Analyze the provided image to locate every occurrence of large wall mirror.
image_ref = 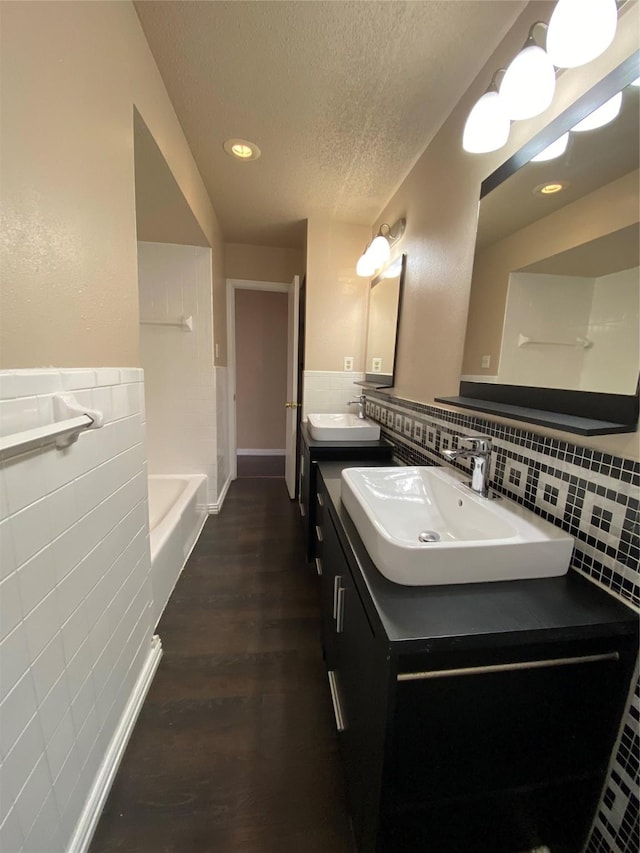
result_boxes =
[438,52,639,435]
[364,253,406,387]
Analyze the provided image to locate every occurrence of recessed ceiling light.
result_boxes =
[534,181,568,196]
[223,138,261,161]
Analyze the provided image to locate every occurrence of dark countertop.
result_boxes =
[318,461,638,654]
[301,422,392,456]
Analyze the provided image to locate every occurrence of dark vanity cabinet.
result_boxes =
[298,423,392,565]
[315,462,639,853]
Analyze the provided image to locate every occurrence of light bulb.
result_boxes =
[547,0,617,69]
[462,91,510,153]
[571,91,622,132]
[500,44,556,121]
[356,252,377,277]
[368,234,391,269]
[531,132,569,162]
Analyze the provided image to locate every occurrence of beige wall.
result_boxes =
[463,170,640,375]
[235,289,288,449]
[374,0,639,457]
[305,218,370,371]
[225,243,303,284]
[0,0,224,369]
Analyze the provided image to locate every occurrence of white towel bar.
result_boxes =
[0,394,103,460]
[518,333,592,349]
[140,315,193,332]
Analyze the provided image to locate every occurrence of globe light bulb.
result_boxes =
[531,132,569,162]
[571,91,622,132]
[462,91,511,153]
[356,251,377,277]
[367,234,391,269]
[547,0,618,69]
[500,43,556,121]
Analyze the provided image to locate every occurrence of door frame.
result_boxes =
[226,278,292,481]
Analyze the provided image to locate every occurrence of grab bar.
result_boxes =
[0,394,103,460]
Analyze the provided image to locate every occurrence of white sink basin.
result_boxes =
[341,466,573,586]
[307,413,380,442]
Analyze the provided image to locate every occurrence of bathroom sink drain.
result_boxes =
[418,530,440,542]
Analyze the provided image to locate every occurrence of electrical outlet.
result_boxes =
[372,357,382,373]
[481,355,491,369]
[344,356,354,371]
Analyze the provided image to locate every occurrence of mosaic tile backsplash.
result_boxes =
[364,389,639,853]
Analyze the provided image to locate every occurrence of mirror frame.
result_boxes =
[436,51,640,437]
[364,253,406,388]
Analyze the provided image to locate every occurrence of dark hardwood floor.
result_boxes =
[90,478,354,853]
[236,455,285,478]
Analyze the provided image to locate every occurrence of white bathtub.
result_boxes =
[148,474,208,625]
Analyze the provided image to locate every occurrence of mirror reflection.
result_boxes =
[364,253,406,386]
[462,76,639,396]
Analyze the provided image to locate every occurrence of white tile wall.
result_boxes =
[0,368,154,853]
[138,242,219,507]
[302,370,366,420]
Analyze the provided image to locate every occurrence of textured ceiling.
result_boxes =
[134,0,525,248]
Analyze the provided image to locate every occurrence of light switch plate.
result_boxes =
[344,356,353,371]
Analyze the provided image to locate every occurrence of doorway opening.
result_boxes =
[227,277,300,494]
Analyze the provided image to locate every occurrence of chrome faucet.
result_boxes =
[442,436,492,498]
[347,393,367,419]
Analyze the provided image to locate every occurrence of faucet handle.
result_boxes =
[459,435,492,453]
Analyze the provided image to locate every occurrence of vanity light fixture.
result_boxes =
[461,0,625,155]
[546,0,618,69]
[462,70,511,154]
[499,23,556,121]
[356,219,406,277]
[531,132,569,162]
[223,138,261,161]
[571,90,623,131]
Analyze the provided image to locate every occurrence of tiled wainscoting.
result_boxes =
[0,369,159,853]
[302,370,365,419]
[365,389,639,853]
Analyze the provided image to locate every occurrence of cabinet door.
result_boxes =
[386,643,632,853]
[334,558,377,848]
[319,494,343,671]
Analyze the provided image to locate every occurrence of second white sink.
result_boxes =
[341,466,573,586]
[308,413,381,442]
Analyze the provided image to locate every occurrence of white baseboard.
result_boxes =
[69,635,163,853]
[208,472,232,514]
[236,448,286,456]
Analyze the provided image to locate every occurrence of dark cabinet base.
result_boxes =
[299,423,392,563]
[314,464,638,853]
[381,776,602,853]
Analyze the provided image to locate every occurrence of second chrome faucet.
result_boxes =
[347,393,367,419]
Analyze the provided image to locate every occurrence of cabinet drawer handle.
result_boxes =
[333,575,341,619]
[327,670,345,732]
[315,525,323,543]
[397,651,620,682]
[336,584,345,634]
[299,502,305,517]
[316,492,324,507]
[315,557,322,576]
